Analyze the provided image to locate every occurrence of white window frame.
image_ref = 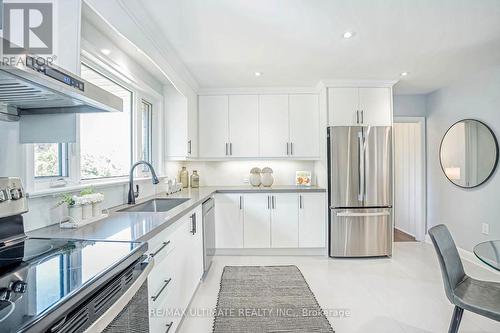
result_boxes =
[25,53,163,195]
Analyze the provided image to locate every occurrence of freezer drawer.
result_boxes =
[329,208,392,257]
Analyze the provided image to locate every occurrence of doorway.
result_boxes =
[393,117,426,242]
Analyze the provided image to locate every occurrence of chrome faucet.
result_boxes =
[128,160,160,204]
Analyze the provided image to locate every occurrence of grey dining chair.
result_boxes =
[428,224,500,333]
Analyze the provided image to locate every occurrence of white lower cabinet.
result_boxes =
[271,194,299,248]
[214,192,326,250]
[243,194,271,248]
[215,193,244,248]
[147,206,203,332]
[298,193,326,248]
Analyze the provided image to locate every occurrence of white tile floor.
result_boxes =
[179,242,500,333]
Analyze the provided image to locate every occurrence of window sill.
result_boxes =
[27,176,164,199]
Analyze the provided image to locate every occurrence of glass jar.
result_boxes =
[190,170,200,188]
[180,166,189,188]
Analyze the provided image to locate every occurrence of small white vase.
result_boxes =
[68,205,82,222]
[82,204,92,220]
[92,202,103,217]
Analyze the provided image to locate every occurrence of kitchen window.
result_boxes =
[34,143,68,178]
[141,99,153,164]
[80,64,133,180]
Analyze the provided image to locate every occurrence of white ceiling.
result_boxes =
[82,3,169,86]
[136,0,500,94]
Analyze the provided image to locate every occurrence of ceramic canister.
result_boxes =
[249,167,262,186]
[261,167,274,187]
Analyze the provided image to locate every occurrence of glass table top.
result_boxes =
[473,240,500,271]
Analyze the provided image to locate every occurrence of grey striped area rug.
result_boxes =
[213,266,334,333]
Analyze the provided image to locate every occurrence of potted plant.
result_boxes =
[57,194,81,221]
[90,193,105,217]
[79,188,94,219]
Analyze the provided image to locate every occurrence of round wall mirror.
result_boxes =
[440,119,499,188]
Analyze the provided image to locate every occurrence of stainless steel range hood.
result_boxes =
[0,55,123,121]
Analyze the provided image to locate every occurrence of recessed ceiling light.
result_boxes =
[400,72,409,77]
[101,48,111,55]
[343,31,354,39]
[254,72,262,77]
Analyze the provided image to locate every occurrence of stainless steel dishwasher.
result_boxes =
[202,197,215,277]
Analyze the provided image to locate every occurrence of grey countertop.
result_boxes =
[27,186,325,243]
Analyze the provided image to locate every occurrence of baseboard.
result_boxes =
[215,248,327,256]
[394,226,416,238]
[424,235,500,276]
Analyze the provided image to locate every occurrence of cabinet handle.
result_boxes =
[151,278,172,301]
[190,213,196,235]
[299,195,303,209]
[267,196,270,209]
[356,110,359,124]
[361,110,364,124]
[230,142,233,156]
[286,142,289,155]
[165,322,174,333]
[290,142,293,156]
[239,196,243,210]
[187,140,192,154]
[225,143,228,156]
[272,196,276,209]
[150,241,170,257]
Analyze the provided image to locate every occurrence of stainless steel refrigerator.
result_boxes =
[328,126,393,257]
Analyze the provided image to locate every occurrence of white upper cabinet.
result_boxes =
[198,93,321,159]
[358,88,392,126]
[328,87,392,126]
[199,95,228,158]
[259,95,290,158]
[228,95,259,157]
[289,94,320,158]
[329,88,359,126]
[165,86,198,159]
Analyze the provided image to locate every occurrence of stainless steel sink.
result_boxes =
[118,198,189,213]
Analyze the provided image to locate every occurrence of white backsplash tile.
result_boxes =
[165,160,317,187]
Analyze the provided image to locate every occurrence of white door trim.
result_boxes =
[394,116,427,241]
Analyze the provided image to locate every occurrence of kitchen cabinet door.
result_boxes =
[199,95,228,158]
[259,95,290,158]
[329,88,359,126]
[271,194,299,248]
[228,95,259,157]
[215,193,244,248]
[165,86,198,159]
[289,94,320,158]
[243,194,271,248]
[359,88,392,126]
[298,193,326,248]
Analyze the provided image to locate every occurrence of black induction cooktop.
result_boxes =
[0,237,146,333]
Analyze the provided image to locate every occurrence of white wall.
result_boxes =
[165,161,317,187]
[0,122,23,177]
[393,94,427,117]
[426,65,500,251]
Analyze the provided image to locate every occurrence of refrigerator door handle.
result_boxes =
[335,211,390,217]
[357,132,364,202]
